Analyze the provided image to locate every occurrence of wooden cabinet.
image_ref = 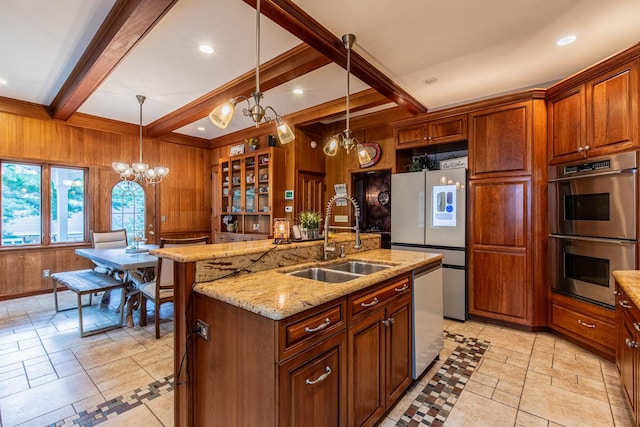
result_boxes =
[467,91,548,328]
[394,113,467,148]
[348,275,412,427]
[547,59,639,164]
[279,332,347,427]
[468,101,531,179]
[192,272,415,427]
[217,147,285,239]
[193,295,347,426]
[550,292,615,360]
[616,283,640,425]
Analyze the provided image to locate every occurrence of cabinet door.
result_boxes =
[279,333,347,427]
[468,179,530,323]
[384,296,412,408]
[348,309,385,427]
[425,114,468,144]
[469,101,530,178]
[396,125,426,147]
[587,60,639,154]
[620,308,637,416]
[547,87,585,163]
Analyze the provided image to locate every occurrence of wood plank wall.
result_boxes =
[0,105,211,299]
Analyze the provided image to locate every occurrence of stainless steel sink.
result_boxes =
[286,267,361,283]
[284,260,392,283]
[325,261,391,275]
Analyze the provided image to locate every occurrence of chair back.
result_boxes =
[156,236,210,291]
[92,229,128,249]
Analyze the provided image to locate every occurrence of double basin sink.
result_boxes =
[284,260,392,283]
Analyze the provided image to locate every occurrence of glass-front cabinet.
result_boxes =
[217,147,285,242]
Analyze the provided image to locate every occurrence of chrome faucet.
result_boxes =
[323,194,362,260]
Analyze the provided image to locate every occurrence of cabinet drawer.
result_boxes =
[551,303,615,350]
[350,277,411,318]
[279,300,346,359]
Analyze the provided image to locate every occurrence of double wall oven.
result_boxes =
[548,151,638,308]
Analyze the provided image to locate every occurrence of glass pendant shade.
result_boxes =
[209,99,237,129]
[275,116,295,144]
[112,162,130,173]
[132,162,149,173]
[356,144,372,165]
[323,137,339,156]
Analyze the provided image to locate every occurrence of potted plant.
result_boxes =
[222,214,237,232]
[298,210,322,240]
[247,137,259,151]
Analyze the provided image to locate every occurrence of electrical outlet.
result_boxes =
[42,269,51,278]
[196,319,209,341]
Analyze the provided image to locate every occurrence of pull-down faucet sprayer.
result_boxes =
[323,194,361,260]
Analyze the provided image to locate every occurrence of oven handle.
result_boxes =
[549,234,636,245]
[548,168,637,182]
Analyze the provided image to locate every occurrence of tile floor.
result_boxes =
[0,291,634,427]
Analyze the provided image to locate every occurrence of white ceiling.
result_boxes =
[2,0,640,141]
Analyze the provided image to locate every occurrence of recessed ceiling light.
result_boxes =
[197,126,206,132]
[0,77,7,85]
[293,88,303,95]
[423,77,438,85]
[556,35,577,46]
[199,45,214,54]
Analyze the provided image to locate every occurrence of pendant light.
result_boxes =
[208,0,295,144]
[323,34,372,165]
[112,95,169,184]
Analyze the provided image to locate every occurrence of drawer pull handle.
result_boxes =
[382,317,395,327]
[620,300,633,309]
[577,319,595,329]
[634,323,640,332]
[305,318,331,333]
[394,284,409,292]
[306,366,331,385]
[626,338,638,349]
[614,290,621,296]
[361,297,379,308]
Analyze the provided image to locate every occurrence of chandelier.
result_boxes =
[323,34,372,166]
[208,0,295,144]
[112,95,169,184]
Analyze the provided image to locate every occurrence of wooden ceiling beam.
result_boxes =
[245,0,427,115]
[50,0,178,121]
[146,43,331,137]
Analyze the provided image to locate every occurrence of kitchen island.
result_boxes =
[152,234,442,427]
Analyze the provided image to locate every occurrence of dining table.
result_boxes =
[75,245,159,327]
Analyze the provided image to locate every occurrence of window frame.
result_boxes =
[1,159,89,249]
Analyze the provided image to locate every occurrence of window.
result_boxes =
[1,162,86,246]
[111,181,146,242]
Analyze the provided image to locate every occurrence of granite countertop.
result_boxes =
[613,270,640,307]
[193,248,443,320]
[150,233,379,263]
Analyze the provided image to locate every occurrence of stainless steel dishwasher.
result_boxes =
[412,262,444,379]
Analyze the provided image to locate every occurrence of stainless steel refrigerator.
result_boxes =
[391,168,467,321]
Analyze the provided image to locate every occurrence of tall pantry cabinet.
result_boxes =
[467,91,548,328]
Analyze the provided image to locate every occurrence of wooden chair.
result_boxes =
[91,229,128,277]
[139,236,209,338]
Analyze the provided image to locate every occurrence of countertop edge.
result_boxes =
[614,270,640,308]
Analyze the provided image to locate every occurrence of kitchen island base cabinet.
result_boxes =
[192,272,416,427]
[348,276,412,427]
[615,282,640,425]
